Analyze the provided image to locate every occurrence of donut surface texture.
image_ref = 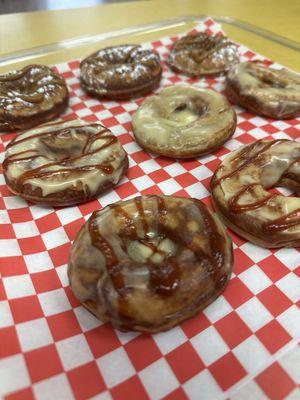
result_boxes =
[0,64,69,131]
[211,139,300,248]
[68,195,233,332]
[168,33,239,77]
[3,120,128,206]
[80,44,162,100]
[226,62,300,119]
[132,84,237,158]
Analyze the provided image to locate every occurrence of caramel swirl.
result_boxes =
[168,33,239,76]
[211,139,300,247]
[80,44,162,100]
[68,195,233,332]
[3,119,128,206]
[0,64,68,131]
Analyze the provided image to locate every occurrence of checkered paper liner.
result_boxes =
[0,17,299,400]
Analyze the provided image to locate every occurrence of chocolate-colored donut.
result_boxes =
[211,139,300,248]
[0,64,69,131]
[80,44,162,100]
[68,195,233,333]
[168,33,239,77]
[226,62,300,119]
[132,84,237,158]
[3,120,128,206]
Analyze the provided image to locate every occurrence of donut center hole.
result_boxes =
[40,130,88,161]
[169,97,207,126]
[126,236,177,264]
[259,75,286,89]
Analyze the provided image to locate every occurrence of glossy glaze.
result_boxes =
[68,195,233,332]
[3,119,128,205]
[132,84,236,158]
[211,139,300,247]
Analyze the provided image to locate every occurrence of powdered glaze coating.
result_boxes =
[68,195,233,332]
[226,62,300,119]
[0,64,68,131]
[80,44,162,100]
[168,33,239,76]
[132,84,236,158]
[3,120,128,206]
[211,139,300,247]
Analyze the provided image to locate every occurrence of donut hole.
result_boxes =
[168,97,208,126]
[126,236,177,264]
[260,76,286,89]
[40,130,88,161]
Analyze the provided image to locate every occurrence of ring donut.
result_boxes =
[80,44,162,100]
[132,84,237,158]
[168,33,239,77]
[68,195,233,332]
[3,120,128,206]
[211,139,300,248]
[0,64,69,131]
[226,62,300,119]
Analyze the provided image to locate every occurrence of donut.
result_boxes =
[80,44,162,100]
[226,62,300,119]
[167,32,239,77]
[211,139,300,248]
[3,120,128,206]
[132,84,237,158]
[68,195,233,332]
[0,64,69,131]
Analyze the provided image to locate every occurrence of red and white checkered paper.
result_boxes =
[0,18,299,400]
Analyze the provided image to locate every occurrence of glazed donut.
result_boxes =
[68,195,233,332]
[226,62,300,119]
[0,64,68,131]
[80,44,162,100]
[168,33,239,77]
[211,139,300,248]
[132,84,237,158]
[3,120,128,206]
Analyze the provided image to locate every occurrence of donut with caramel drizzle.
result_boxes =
[211,139,300,247]
[0,64,69,131]
[3,120,128,206]
[68,195,233,333]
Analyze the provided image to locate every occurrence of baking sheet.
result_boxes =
[0,17,299,400]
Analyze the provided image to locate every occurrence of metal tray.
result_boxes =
[0,15,299,72]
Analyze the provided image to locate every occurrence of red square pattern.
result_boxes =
[166,342,205,383]
[9,296,43,324]
[67,361,106,399]
[110,375,149,400]
[0,17,299,399]
[214,312,252,349]
[209,352,247,391]
[256,362,296,400]
[24,344,63,383]
[256,320,291,354]
[124,335,161,372]
[257,286,292,317]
